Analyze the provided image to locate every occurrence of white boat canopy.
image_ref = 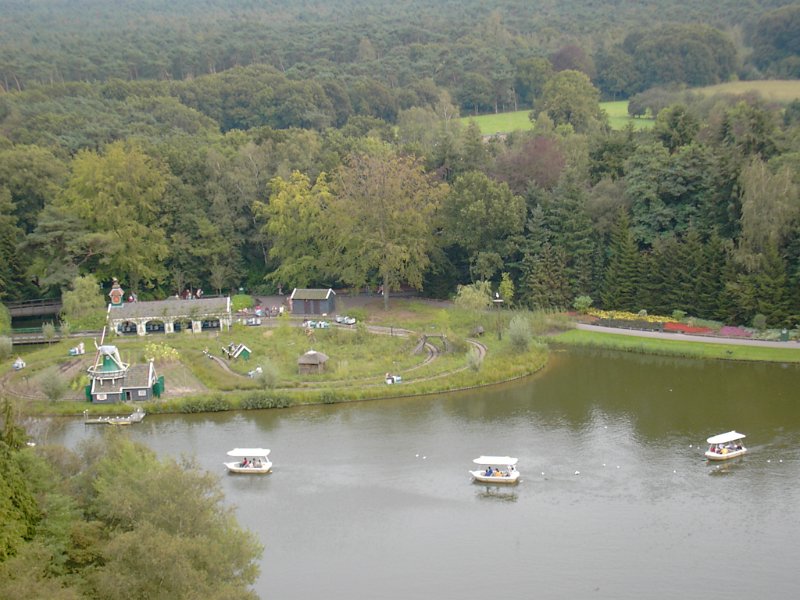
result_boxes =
[473,456,518,466]
[706,431,746,445]
[227,448,271,458]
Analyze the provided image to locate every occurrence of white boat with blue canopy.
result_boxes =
[705,431,747,461]
[469,456,520,484]
[225,448,273,474]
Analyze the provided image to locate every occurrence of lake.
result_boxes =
[50,348,800,599]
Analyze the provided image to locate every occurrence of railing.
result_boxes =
[6,298,62,317]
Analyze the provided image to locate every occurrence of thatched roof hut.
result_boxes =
[298,350,329,374]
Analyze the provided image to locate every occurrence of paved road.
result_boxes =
[575,323,800,349]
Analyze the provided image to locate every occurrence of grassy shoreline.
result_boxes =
[4,300,555,417]
[9,304,800,418]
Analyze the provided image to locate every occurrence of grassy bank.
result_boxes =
[552,329,800,363]
[5,300,557,416]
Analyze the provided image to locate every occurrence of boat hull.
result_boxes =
[470,470,520,484]
[224,461,272,474]
[705,448,747,461]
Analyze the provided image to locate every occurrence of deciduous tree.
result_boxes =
[330,149,446,309]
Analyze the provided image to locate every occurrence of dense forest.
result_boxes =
[1,0,800,328]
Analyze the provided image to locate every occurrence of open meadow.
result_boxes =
[460,80,800,135]
[460,101,654,135]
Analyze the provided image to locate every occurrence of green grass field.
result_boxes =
[693,80,800,103]
[460,80,800,136]
[461,101,654,135]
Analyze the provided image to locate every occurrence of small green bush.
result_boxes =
[0,336,11,360]
[508,314,532,353]
[255,361,280,389]
[573,296,593,313]
[42,322,57,343]
[671,310,686,322]
[41,374,68,403]
[466,346,483,371]
[320,389,337,404]
[231,294,255,312]
[752,313,767,330]
[0,303,10,335]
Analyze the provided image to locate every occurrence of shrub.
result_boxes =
[60,274,107,330]
[752,314,767,330]
[0,302,10,335]
[508,314,532,353]
[671,310,686,322]
[466,346,483,371]
[572,296,593,313]
[231,294,254,312]
[454,281,493,310]
[0,336,11,360]
[255,360,280,389]
[320,389,337,404]
[41,374,68,403]
[42,322,57,343]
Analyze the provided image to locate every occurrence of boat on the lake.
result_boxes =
[469,456,520,484]
[225,448,273,474]
[83,407,146,425]
[705,431,747,460]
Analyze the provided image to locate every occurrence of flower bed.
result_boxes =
[719,325,752,338]
[663,322,713,334]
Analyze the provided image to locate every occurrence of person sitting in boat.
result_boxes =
[254,458,261,468]
[242,458,249,468]
[484,466,493,477]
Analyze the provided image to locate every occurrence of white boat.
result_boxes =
[469,456,520,484]
[225,448,272,474]
[705,431,747,461]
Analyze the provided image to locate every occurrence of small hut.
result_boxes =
[298,350,329,375]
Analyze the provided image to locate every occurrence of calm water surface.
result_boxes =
[52,349,800,599]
